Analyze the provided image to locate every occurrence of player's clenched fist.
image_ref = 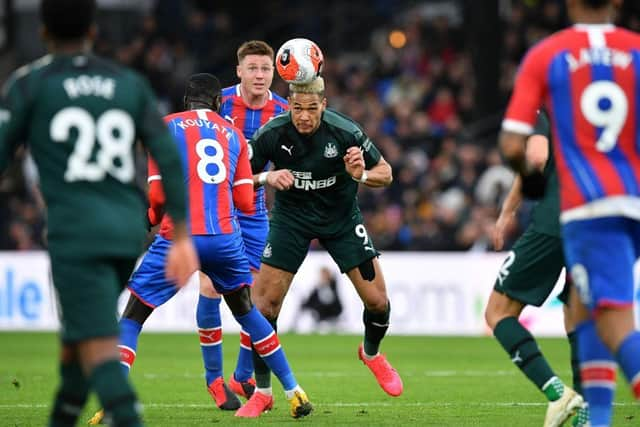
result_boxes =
[266,169,295,191]
[343,146,365,180]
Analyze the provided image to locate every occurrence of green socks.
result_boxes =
[363,303,390,356]
[91,360,143,427]
[49,361,89,427]
[494,317,563,401]
[567,331,582,394]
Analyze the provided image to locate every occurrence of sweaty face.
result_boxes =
[289,92,326,135]
[236,54,274,98]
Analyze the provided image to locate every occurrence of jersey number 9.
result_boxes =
[580,80,628,153]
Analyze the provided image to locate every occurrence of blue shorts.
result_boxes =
[193,233,253,294]
[562,216,640,312]
[237,213,269,271]
[128,235,178,308]
[128,233,253,308]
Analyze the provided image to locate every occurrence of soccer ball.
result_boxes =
[276,38,324,84]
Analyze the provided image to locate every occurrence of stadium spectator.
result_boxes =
[299,267,343,330]
[2,0,639,253]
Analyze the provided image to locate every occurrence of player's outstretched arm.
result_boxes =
[343,146,392,188]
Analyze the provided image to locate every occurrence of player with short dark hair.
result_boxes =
[91,72,313,423]
[88,74,243,425]
[217,39,288,398]
[234,76,402,417]
[0,0,199,426]
[487,111,586,427]
[501,0,640,425]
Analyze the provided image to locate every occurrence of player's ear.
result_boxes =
[214,95,221,112]
[321,97,327,110]
[236,64,242,79]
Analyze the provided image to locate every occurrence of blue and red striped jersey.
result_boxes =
[503,24,640,221]
[220,84,288,216]
[148,109,253,239]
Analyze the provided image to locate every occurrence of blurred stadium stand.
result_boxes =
[1,0,638,251]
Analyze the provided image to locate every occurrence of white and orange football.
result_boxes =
[275,38,324,84]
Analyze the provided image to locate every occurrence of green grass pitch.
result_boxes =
[1,332,638,426]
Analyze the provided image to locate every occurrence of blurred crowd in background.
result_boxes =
[0,0,639,252]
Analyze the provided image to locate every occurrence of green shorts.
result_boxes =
[493,229,570,306]
[50,254,136,343]
[262,216,379,273]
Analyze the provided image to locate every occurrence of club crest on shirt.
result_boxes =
[324,142,338,158]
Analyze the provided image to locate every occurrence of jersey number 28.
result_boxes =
[50,107,135,183]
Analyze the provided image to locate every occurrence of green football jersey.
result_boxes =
[529,111,560,237]
[0,53,186,257]
[250,108,381,235]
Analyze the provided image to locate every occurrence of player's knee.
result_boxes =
[199,275,219,298]
[121,294,153,324]
[485,302,511,331]
[364,297,389,314]
[224,286,253,316]
[251,282,285,317]
[484,307,499,330]
[485,291,522,330]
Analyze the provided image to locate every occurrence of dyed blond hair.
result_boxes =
[289,76,325,97]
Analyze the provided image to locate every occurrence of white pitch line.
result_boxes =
[138,370,576,380]
[0,402,636,409]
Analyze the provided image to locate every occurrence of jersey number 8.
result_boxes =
[195,138,227,184]
[50,107,135,183]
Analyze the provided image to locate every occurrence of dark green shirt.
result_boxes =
[0,53,186,257]
[250,108,381,235]
[529,111,560,237]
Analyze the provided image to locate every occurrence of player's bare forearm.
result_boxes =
[493,175,520,251]
[500,174,522,217]
[361,158,393,188]
[344,147,392,187]
[254,169,294,191]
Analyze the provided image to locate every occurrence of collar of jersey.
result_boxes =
[573,23,615,31]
